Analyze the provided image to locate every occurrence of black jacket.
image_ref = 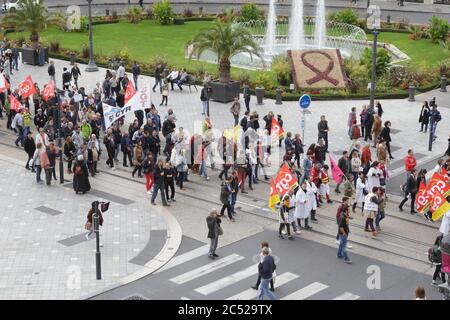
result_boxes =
[162,120,176,138]
[24,137,36,155]
[220,182,231,204]
[48,64,55,76]
[405,175,418,194]
[153,164,165,184]
[338,157,350,175]
[206,216,221,239]
[379,127,391,142]
[258,255,275,280]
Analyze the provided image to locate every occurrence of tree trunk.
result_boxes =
[30,32,39,50]
[218,57,231,83]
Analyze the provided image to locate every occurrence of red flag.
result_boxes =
[125,81,136,104]
[416,182,432,214]
[271,117,285,143]
[0,74,10,92]
[18,75,37,98]
[329,154,344,184]
[9,94,21,112]
[274,163,299,196]
[268,178,281,212]
[429,192,450,221]
[429,172,450,198]
[441,167,448,180]
[41,82,55,102]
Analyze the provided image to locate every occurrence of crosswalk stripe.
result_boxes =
[333,292,360,300]
[195,264,259,295]
[281,282,329,300]
[170,254,245,285]
[155,244,210,274]
[226,272,300,300]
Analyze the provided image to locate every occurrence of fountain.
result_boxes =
[264,0,277,55]
[314,0,327,49]
[288,0,305,50]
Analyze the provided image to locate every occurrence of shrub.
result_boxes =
[183,7,193,18]
[81,44,90,58]
[332,8,358,26]
[150,55,169,70]
[361,48,391,77]
[254,72,273,89]
[144,7,153,19]
[439,60,450,77]
[271,55,291,86]
[118,46,131,62]
[51,11,68,31]
[112,11,118,20]
[127,7,143,24]
[344,58,369,93]
[17,36,26,47]
[173,17,185,25]
[79,16,89,32]
[238,3,262,22]
[236,71,251,86]
[153,0,175,25]
[428,16,449,43]
[50,40,60,53]
[408,25,428,40]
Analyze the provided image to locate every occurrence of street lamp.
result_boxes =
[85,0,99,72]
[367,5,381,109]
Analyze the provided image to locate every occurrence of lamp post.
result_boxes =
[85,0,98,72]
[92,201,102,280]
[369,30,378,109]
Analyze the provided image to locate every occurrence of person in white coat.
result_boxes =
[286,189,301,235]
[306,177,318,222]
[366,161,381,192]
[295,182,311,230]
[440,207,450,236]
[353,172,367,213]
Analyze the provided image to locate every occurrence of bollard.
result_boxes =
[275,88,283,105]
[106,9,110,16]
[408,85,416,102]
[441,76,447,92]
[387,15,391,24]
[69,52,76,66]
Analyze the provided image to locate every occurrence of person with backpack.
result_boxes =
[73,154,91,194]
[430,234,446,287]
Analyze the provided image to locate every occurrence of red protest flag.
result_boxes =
[18,75,37,98]
[268,178,281,212]
[274,163,299,196]
[41,82,55,102]
[429,191,450,221]
[0,73,10,92]
[9,94,21,112]
[416,182,433,214]
[125,81,136,104]
[429,172,450,198]
[271,117,285,144]
[329,153,344,184]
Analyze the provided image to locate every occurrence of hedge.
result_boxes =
[91,19,120,26]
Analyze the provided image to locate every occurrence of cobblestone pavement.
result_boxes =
[0,153,171,300]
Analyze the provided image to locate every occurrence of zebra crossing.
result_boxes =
[157,249,361,300]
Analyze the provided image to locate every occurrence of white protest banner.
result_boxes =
[103,83,152,129]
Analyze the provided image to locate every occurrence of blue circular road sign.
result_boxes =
[299,94,311,109]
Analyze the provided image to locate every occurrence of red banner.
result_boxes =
[9,94,21,112]
[415,182,432,213]
[41,82,55,102]
[274,163,298,196]
[18,75,37,98]
[125,81,136,104]
[429,172,450,198]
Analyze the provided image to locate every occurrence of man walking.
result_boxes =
[230,96,241,126]
[132,61,141,90]
[337,209,352,264]
[151,159,170,206]
[399,168,418,214]
[335,151,350,193]
[48,61,56,85]
[24,131,36,172]
[243,82,251,112]
[258,247,276,300]
[404,149,417,178]
[71,63,81,89]
[117,63,126,90]
[152,64,163,93]
[429,105,442,143]
[206,209,221,259]
[317,115,329,152]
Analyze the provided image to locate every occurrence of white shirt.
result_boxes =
[168,70,179,80]
[117,66,125,78]
[440,210,450,236]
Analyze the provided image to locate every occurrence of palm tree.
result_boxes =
[188,16,262,83]
[2,0,49,49]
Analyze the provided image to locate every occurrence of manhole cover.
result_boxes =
[123,295,149,300]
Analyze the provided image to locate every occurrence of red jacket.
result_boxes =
[404,154,417,172]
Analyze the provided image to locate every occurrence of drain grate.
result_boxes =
[123,294,149,300]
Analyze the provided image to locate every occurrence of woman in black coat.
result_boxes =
[419,101,430,133]
[73,155,91,194]
[379,121,393,160]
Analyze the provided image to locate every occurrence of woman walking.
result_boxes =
[87,134,100,177]
[132,141,144,178]
[419,101,430,133]
[73,155,91,194]
[175,148,188,190]
[379,121,394,160]
[32,142,44,183]
[143,153,154,194]
[64,135,76,174]
[372,115,382,147]
[160,80,169,106]
[164,162,176,202]
[363,187,380,236]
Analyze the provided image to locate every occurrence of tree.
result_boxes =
[2,0,49,49]
[188,16,262,83]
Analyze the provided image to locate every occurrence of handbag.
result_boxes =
[218,226,224,236]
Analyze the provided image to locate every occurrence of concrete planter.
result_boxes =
[208,80,240,103]
[21,47,48,66]
[255,87,265,105]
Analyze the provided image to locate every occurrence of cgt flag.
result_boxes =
[428,172,450,198]
[0,73,10,92]
[329,154,344,184]
[274,163,299,196]
[9,94,21,112]
[268,178,281,212]
[41,82,56,102]
[271,117,285,144]
[18,75,37,98]
[415,182,432,214]
[429,192,450,221]
[103,83,152,129]
[125,81,136,104]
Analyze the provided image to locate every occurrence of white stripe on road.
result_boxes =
[333,292,360,300]
[170,254,244,285]
[281,282,329,300]
[195,264,259,295]
[226,272,300,301]
[155,244,210,274]
[180,297,191,300]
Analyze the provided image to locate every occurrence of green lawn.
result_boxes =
[367,32,450,67]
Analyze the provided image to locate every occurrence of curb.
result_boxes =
[81,206,182,300]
